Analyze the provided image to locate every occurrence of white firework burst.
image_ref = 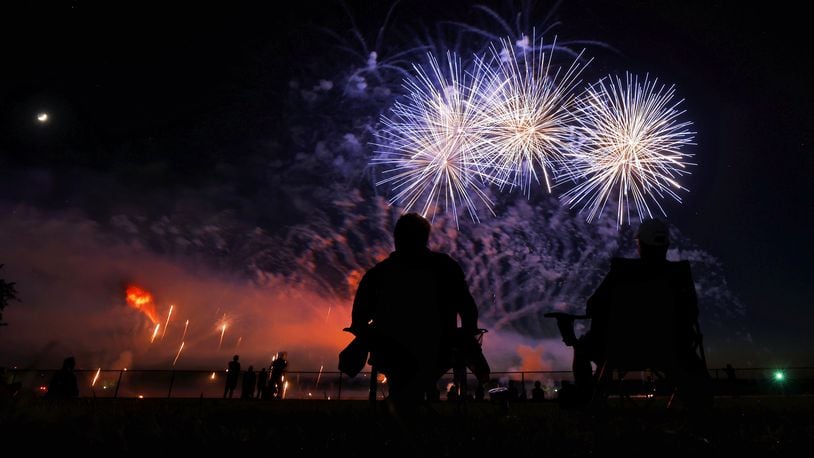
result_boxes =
[478,36,591,195]
[559,73,696,226]
[372,51,500,225]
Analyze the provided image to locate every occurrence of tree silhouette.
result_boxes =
[0,264,19,327]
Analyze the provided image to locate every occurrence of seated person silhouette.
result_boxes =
[346,213,483,406]
[546,218,709,407]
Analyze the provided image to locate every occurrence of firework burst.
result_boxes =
[478,36,590,195]
[372,51,501,225]
[559,73,696,225]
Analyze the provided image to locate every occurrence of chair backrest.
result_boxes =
[602,261,687,373]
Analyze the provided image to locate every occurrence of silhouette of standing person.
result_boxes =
[241,365,256,400]
[347,213,481,407]
[549,218,710,406]
[724,363,738,397]
[256,367,268,399]
[531,380,545,401]
[223,354,240,399]
[270,352,288,399]
[47,356,79,399]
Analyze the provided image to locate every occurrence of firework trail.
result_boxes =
[91,368,101,387]
[150,323,161,343]
[373,51,502,225]
[477,36,591,195]
[181,319,189,342]
[559,73,696,225]
[218,317,227,351]
[172,341,185,367]
[161,304,174,340]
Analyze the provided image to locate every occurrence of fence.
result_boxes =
[5,366,813,400]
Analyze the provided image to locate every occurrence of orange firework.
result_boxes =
[218,323,226,350]
[172,341,185,367]
[181,319,189,342]
[161,305,174,340]
[150,323,161,343]
[125,285,159,324]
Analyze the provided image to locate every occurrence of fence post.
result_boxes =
[114,370,124,398]
[337,372,342,400]
[167,370,176,398]
[369,368,378,403]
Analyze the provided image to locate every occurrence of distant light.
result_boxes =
[138,395,144,399]
[773,370,786,381]
[36,112,49,123]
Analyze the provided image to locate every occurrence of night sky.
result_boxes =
[0,1,811,369]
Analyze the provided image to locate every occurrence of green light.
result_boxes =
[773,370,785,381]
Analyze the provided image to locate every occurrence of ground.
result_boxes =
[2,394,812,456]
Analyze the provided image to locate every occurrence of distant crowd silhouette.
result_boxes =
[222,352,289,400]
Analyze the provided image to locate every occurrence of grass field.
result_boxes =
[2,394,812,456]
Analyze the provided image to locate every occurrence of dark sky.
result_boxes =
[1,1,812,365]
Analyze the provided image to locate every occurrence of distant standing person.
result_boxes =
[270,352,288,399]
[47,356,79,399]
[531,380,545,401]
[223,354,240,399]
[256,367,268,399]
[241,365,256,400]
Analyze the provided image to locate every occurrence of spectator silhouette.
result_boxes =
[724,363,739,397]
[507,380,520,401]
[347,213,482,408]
[474,383,485,401]
[270,352,288,399]
[531,380,545,401]
[241,365,256,399]
[256,367,268,399]
[724,363,736,381]
[47,356,79,399]
[223,354,240,399]
[548,218,710,407]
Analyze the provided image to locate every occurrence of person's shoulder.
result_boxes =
[666,259,693,275]
[359,256,391,280]
[610,257,638,266]
[609,257,639,270]
[429,251,464,269]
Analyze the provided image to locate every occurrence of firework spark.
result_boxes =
[559,73,695,225]
[150,323,161,343]
[181,319,189,342]
[217,315,228,351]
[161,304,174,340]
[373,51,501,225]
[172,341,185,367]
[315,364,324,388]
[478,36,590,195]
[91,368,101,387]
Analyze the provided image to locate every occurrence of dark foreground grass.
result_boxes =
[2,395,812,456]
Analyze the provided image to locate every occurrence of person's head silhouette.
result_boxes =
[233,355,239,362]
[393,213,431,252]
[635,218,669,261]
[62,356,76,371]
